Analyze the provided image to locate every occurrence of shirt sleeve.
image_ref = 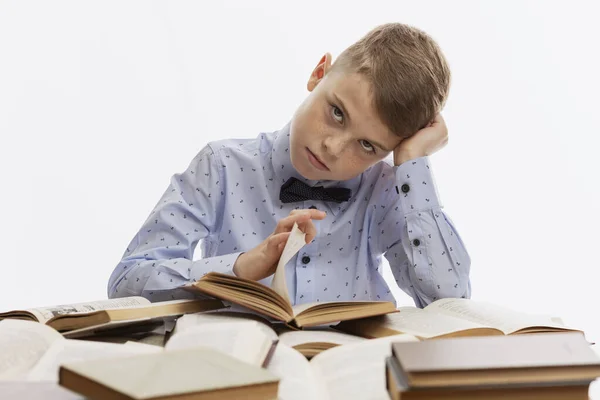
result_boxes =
[107,145,241,302]
[373,156,471,308]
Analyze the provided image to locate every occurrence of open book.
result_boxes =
[187,223,396,328]
[0,297,224,332]
[0,313,276,383]
[335,297,582,340]
[266,333,418,400]
[0,320,161,382]
[59,347,279,400]
[171,311,365,359]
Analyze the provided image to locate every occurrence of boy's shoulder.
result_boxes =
[203,131,273,160]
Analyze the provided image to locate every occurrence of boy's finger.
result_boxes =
[297,219,317,243]
[290,209,327,220]
[267,231,291,254]
[275,210,325,234]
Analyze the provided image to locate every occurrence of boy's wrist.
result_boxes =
[232,252,247,278]
[394,149,422,166]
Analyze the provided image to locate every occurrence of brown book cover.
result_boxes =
[385,356,591,400]
[59,347,279,400]
[391,332,600,389]
[0,297,224,332]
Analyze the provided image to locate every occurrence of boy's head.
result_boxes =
[289,23,451,182]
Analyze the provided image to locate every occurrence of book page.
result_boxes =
[26,338,161,382]
[26,297,149,324]
[172,311,275,337]
[166,320,276,366]
[428,298,568,335]
[272,222,306,305]
[309,334,418,400]
[0,320,64,380]
[278,330,365,348]
[266,343,326,400]
[0,382,85,400]
[345,307,498,339]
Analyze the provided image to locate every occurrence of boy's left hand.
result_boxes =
[393,113,448,166]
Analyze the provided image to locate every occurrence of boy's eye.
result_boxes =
[359,140,375,153]
[331,105,344,123]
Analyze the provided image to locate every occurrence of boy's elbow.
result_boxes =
[107,261,135,299]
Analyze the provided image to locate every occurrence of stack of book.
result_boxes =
[386,332,600,399]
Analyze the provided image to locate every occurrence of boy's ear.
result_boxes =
[307,52,332,92]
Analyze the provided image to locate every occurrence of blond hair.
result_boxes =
[332,23,451,138]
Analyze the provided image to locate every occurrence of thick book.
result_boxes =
[186,223,397,328]
[389,332,600,390]
[0,297,224,332]
[58,347,279,400]
[335,297,582,340]
[385,356,592,400]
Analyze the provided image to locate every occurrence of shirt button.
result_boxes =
[413,239,421,247]
[401,184,410,193]
[309,206,317,210]
[301,256,311,264]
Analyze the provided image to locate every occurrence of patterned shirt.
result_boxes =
[107,122,471,308]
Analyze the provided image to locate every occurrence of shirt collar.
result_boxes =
[270,121,362,217]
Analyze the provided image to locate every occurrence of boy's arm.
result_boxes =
[375,157,471,308]
[107,145,239,301]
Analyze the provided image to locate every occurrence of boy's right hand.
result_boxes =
[233,209,327,281]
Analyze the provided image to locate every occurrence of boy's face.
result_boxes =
[290,54,403,182]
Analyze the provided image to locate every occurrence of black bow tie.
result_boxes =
[279,177,352,204]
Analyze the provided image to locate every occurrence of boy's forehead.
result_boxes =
[327,72,401,151]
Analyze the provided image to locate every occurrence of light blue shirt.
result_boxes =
[108,123,471,308]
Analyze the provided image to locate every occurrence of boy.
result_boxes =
[108,23,471,308]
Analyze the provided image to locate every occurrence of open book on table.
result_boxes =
[0,297,224,332]
[186,223,396,328]
[335,297,582,340]
[266,333,418,400]
[170,311,365,360]
[58,347,279,400]
[0,313,278,383]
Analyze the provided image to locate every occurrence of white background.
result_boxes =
[0,1,598,341]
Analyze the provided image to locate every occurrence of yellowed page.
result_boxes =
[279,330,365,348]
[350,306,499,338]
[172,311,274,337]
[310,334,418,400]
[290,301,321,316]
[0,320,64,380]
[26,297,149,324]
[166,320,276,367]
[427,298,569,335]
[272,222,306,304]
[26,338,161,382]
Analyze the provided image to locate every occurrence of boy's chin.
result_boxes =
[290,156,326,181]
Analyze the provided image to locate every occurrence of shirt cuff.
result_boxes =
[189,252,242,281]
[394,156,442,214]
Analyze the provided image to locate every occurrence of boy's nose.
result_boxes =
[322,134,347,159]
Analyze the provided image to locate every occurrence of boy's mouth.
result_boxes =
[306,148,330,171]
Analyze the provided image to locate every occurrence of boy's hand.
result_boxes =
[393,113,448,166]
[232,209,327,281]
